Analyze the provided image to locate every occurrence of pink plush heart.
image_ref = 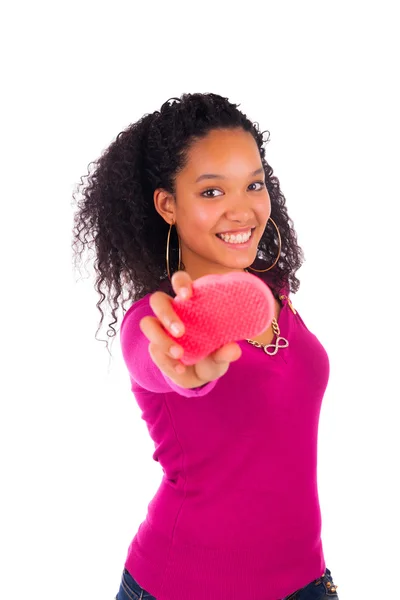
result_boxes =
[167,271,275,365]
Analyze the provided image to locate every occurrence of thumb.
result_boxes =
[211,342,242,364]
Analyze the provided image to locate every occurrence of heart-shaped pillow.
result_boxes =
[166,271,275,365]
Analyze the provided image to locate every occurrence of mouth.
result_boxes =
[215,227,256,248]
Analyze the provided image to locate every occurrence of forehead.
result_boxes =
[183,128,261,174]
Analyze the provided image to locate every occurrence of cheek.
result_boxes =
[255,193,271,220]
[197,207,218,228]
[181,203,219,230]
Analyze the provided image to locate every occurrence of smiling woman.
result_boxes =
[152,127,272,279]
[70,93,337,600]
[71,92,304,345]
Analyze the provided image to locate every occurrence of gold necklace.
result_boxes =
[245,294,296,356]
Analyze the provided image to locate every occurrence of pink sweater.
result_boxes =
[120,274,330,600]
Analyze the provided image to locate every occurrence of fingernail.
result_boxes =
[169,345,182,358]
[170,322,182,336]
[179,287,189,299]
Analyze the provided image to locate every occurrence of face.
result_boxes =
[154,127,271,281]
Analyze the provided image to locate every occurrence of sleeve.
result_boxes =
[120,299,219,397]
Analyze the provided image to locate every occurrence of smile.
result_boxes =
[215,228,255,247]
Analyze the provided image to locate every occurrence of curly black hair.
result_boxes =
[71,92,305,354]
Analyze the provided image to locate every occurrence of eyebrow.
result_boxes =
[195,167,264,183]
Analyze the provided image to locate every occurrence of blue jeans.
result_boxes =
[115,566,339,599]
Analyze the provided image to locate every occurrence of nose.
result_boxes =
[224,195,254,223]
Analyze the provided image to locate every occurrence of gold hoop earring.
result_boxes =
[166,222,182,281]
[248,217,281,273]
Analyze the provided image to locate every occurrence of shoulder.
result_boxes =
[120,277,172,332]
[121,294,152,334]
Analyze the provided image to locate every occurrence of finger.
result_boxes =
[140,316,185,360]
[171,270,193,300]
[149,291,185,338]
[148,342,186,376]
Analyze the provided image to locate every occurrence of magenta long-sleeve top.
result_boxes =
[119,274,330,600]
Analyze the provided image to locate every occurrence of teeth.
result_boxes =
[218,230,252,244]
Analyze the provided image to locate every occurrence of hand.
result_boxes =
[139,270,242,389]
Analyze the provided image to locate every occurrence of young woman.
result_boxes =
[72,93,339,599]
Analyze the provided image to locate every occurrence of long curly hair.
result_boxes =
[71,92,305,354]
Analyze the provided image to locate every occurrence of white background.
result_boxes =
[1,1,399,599]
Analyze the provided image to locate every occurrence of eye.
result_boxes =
[201,188,223,199]
[200,181,265,198]
[248,181,266,191]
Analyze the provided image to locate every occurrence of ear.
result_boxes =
[153,188,176,225]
